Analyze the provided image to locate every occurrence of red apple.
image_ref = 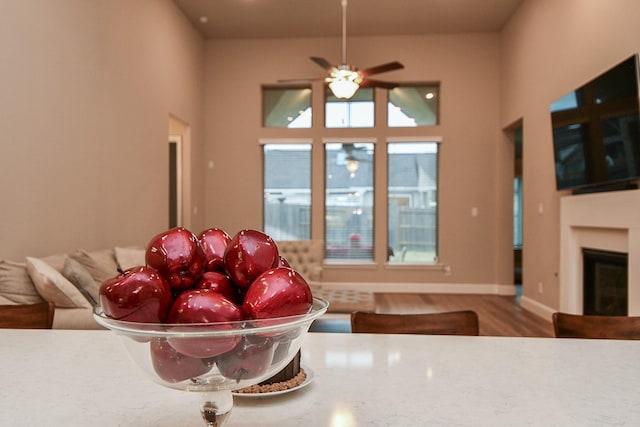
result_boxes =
[198,228,231,272]
[196,271,240,304]
[150,338,212,383]
[217,336,276,382]
[224,229,279,289]
[166,289,243,358]
[145,227,206,290]
[242,267,313,319]
[99,266,172,323]
[277,256,291,268]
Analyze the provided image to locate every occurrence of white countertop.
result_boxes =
[1,329,639,426]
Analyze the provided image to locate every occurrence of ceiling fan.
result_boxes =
[279,0,404,99]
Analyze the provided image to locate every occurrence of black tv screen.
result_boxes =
[550,55,640,193]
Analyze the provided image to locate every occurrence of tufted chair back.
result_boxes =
[276,240,324,283]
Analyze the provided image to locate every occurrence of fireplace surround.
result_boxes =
[560,189,640,315]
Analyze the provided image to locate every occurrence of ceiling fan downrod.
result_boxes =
[341,0,348,66]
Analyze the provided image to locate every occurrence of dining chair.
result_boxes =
[350,310,480,336]
[0,301,55,329]
[552,312,640,339]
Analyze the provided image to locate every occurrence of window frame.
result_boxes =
[259,83,443,268]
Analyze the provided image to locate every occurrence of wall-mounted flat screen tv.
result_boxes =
[550,54,640,193]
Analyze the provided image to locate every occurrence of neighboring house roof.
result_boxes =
[264,149,311,189]
[388,153,437,190]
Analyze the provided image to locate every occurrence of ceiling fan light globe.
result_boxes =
[329,79,359,99]
[330,81,359,99]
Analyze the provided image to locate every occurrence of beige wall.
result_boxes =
[204,34,510,288]
[0,0,206,259]
[501,0,640,313]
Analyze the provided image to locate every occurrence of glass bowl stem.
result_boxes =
[201,390,233,426]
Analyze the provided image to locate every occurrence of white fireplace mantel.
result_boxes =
[560,189,640,314]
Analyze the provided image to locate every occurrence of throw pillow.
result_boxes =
[0,260,45,305]
[114,246,146,271]
[70,248,119,284]
[38,253,68,272]
[26,257,92,309]
[62,257,99,306]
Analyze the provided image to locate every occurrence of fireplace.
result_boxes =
[582,248,628,316]
[558,189,640,317]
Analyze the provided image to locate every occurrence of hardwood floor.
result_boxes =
[374,291,553,337]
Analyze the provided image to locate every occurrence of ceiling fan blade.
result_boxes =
[310,56,336,72]
[359,61,404,77]
[360,78,399,89]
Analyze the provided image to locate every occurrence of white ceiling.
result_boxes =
[173,0,524,39]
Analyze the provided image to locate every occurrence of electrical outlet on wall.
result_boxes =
[537,281,543,294]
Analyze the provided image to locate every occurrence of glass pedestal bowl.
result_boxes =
[94,297,328,426]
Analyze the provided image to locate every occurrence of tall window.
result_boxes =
[387,142,438,263]
[263,143,311,240]
[325,142,375,261]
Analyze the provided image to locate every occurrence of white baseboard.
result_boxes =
[316,281,518,296]
[520,296,556,322]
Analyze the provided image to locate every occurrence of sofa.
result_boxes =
[0,246,146,329]
[275,239,324,284]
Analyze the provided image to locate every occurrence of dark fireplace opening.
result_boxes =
[583,248,628,316]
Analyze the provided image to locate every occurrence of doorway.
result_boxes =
[513,126,523,298]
